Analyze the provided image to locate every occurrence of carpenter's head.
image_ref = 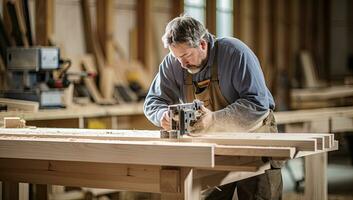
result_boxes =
[162,15,209,74]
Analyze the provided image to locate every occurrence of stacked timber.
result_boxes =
[0,128,337,169]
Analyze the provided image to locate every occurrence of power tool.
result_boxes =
[160,100,204,139]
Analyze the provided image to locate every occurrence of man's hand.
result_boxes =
[160,110,171,131]
[189,106,214,136]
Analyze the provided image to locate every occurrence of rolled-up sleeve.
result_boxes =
[143,55,181,127]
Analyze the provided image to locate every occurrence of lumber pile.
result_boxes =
[0,128,337,169]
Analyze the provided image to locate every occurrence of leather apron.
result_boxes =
[184,41,229,112]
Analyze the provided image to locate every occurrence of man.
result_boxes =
[144,15,282,200]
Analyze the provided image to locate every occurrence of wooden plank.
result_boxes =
[0,128,320,151]
[0,137,215,167]
[0,158,161,193]
[6,0,29,46]
[199,133,328,149]
[22,0,33,45]
[211,156,265,172]
[4,117,26,128]
[275,106,353,124]
[0,98,39,112]
[215,145,295,158]
[295,140,338,158]
[291,85,353,101]
[331,116,353,133]
[0,128,321,151]
[81,59,114,105]
[35,0,53,45]
[80,0,106,71]
[185,135,317,151]
[0,103,144,121]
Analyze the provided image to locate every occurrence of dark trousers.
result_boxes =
[205,169,283,200]
[205,111,283,200]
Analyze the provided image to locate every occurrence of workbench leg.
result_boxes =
[2,181,19,200]
[79,117,85,128]
[305,152,327,200]
[160,168,200,200]
[19,183,29,200]
[181,168,200,200]
[32,184,48,200]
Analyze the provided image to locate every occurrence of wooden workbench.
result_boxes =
[1,104,353,200]
[0,128,337,200]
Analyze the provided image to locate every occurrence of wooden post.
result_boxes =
[96,0,115,65]
[35,0,54,45]
[233,0,241,38]
[2,181,19,200]
[257,0,273,87]
[273,0,291,110]
[181,168,201,200]
[304,118,329,200]
[136,0,153,73]
[206,0,216,35]
[171,0,184,19]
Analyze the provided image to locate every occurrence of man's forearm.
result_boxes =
[212,99,270,132]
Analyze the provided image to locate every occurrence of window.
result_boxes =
[216,0,233,37]
[184,0,206,24]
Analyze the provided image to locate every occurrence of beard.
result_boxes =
[186,65,202,74]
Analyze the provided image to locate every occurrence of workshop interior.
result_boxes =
[0,0,353,200]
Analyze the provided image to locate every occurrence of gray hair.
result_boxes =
[162,14,209,48]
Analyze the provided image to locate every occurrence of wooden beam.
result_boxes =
[6,0,29,46]
[215,145,295,158]
[0,98,39,112]
[291,85,353,101]
[96,0,115,65]
[171,0,184,19]
[80,0,106,71]
[0,136,215,167]
[0,128,323,151]
[185,135,317,151]
[3,117,26,128]
[257,0,274,89]
[206,0,216,35]
[136,0,153,72]
[233,0,241,38]
[0,158,161,193]
[181,168,200,200]
[35,0,54,45]
[2,181,19,200]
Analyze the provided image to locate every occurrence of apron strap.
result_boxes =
[211,41,219,81]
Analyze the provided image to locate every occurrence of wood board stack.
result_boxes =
[0,128,338,199]
[0,128,337,169]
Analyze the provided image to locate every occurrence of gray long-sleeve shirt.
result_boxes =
[143,34,275,130]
